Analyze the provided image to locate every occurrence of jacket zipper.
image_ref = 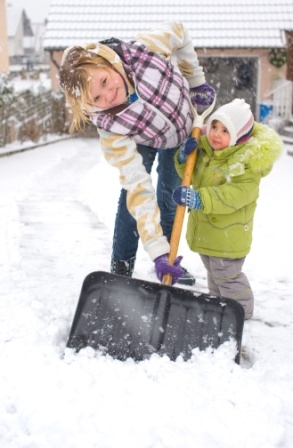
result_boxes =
[206,154,213,167]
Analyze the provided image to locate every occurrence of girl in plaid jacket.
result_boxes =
[59,21,215,285]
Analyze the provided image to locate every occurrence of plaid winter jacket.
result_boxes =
[88,22,206,260]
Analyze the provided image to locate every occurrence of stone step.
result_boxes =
[283,125,293,134]
[280,134,293,145]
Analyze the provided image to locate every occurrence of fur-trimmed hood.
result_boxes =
[239,121,283,174]
[200,122,283,178]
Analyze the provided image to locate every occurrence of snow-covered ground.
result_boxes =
[0,136,292,447]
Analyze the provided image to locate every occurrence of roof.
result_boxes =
[43,0,293,51]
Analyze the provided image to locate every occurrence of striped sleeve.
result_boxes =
[135,21,206,88]
[98,129,170,260]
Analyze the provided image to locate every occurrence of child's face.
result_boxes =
[208,120,231,151]
[87,66,127,109]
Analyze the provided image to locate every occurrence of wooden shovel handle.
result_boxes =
[161,98,216,286]
[162,126,202,285]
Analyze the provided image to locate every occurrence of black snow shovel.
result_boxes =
[66,100,245,364]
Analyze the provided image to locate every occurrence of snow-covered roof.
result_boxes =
[43,0,293,51]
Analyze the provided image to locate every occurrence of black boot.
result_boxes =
[177,267,196,286]
[110,255,136,277]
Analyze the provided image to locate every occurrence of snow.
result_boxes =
[0,136,293,447]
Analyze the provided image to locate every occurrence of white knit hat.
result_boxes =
[206,98,254,146]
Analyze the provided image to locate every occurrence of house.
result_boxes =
[6,3,35,66]
[43,0,293,121]
[31,21,49,64]
[3,1,50,71]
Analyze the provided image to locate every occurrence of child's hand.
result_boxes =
[178,137,198,163]
[172,186,202,210]
[190,83,215,107]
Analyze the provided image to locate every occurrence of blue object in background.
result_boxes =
[259,102,274,122]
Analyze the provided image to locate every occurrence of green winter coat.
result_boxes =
[175,122,283,258]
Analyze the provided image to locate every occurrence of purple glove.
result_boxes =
[178,137,198,163]
[172,186,202,210]
[190,83,215,107]
[154,253,184,285]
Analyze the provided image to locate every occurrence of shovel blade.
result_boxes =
[66,271,245,363]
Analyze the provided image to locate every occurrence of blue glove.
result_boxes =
[172,186,202,210]
[178,137,198,163]
[190,83,215,107]
[154,253,184,285]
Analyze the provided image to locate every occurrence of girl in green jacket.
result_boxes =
[172,99,283,319]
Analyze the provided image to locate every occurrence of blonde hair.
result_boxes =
[59,45,112,133]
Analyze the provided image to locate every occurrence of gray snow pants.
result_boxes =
[200,255,254,320]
